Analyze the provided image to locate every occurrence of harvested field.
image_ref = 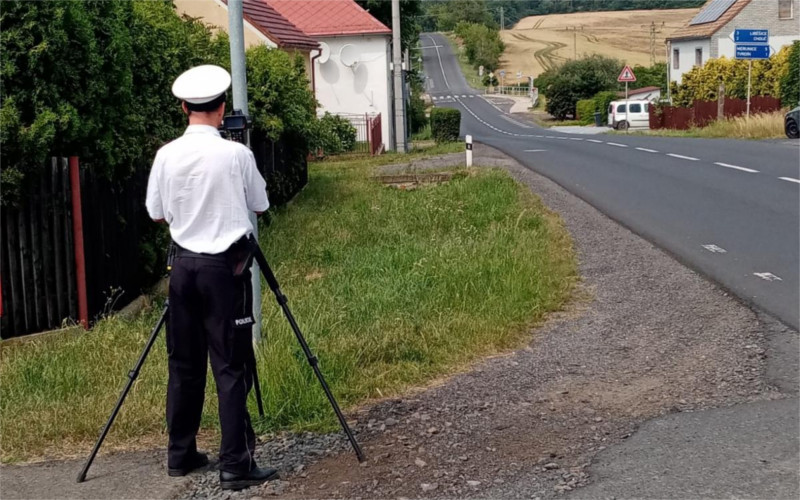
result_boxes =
[500,9,698,82]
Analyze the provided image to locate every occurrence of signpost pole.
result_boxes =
[625,81,629,134]
[746,60,752,119]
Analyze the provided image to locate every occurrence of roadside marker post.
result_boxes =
[734,29,770,119]
[466,135,473,167]
[617,65,637,132]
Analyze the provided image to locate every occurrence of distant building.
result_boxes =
[618,86,662,101]
[174,0,319,87]
[667,0,800,84]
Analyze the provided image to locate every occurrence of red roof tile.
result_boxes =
[222,0,319,50]
[267,0,391,37]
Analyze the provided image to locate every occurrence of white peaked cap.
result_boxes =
[172,65,232,104]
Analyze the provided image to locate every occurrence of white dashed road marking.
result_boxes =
[428,35,450,89]
[524,149,547,152]
[702,244,727,253]
[667,153,699,161]
[586,139,603,143]
[636,147,659,153]
[754,272,783,282]
[779,177,800,184]
[714,162,759,173]
[606,142,628,147]
[569,137,584,141]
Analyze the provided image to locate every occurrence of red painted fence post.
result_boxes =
[69,156,89,329]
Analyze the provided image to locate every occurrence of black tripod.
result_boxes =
[77,239,364,483]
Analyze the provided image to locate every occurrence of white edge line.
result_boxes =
[714,162,759,173]
[524,149,547,152]
[667,153,699,161]
[778,177,800,184]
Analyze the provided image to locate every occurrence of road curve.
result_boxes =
[421,32,800,330]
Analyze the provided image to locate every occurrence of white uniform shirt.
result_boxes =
[145,125,269,254]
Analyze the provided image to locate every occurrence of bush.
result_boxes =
[545,55,622,120]
[308,112,357,155]
[454,21,504,71]
[575,99,596,124]
[430,107,461,143]
[781,41,800,108]
[674,44,794,106]
[408,70,428,134]
[593,91,619,125]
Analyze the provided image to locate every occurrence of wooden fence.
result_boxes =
[1,159,78,336]
[650,96,783,130]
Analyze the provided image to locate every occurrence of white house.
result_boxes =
[268,0,394,150]
[668,0,800,84]
[174,0,319,84]
[619,86,663,102]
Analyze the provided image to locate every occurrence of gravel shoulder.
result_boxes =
[2,143,796,500]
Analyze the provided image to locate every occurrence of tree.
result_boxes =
[356,0,421,52]
[544,55,622,119]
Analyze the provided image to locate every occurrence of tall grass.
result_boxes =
[640,111,787,139]
[0,148,576,462]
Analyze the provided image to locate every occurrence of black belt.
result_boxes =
[173,236,255,276]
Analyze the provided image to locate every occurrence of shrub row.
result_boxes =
[430,108,461,143]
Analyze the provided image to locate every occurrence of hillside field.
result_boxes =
[498,9,699,82]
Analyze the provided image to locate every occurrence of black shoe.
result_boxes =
[219,466,280,490]
[168,452,209,477]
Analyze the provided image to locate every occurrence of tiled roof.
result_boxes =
[667,0,751,41]
[267,0,391,37]
[222,0,319,50]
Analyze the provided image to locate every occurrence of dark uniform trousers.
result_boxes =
[166,250,257,474]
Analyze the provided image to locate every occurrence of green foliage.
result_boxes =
[780,41,800,108]
[0,0,229,203]
[245,45,315,141]
[575,99,597,124]
[593,91,619,125]
[631,63,667,92]
[545,55,623,120]
[408,71,429,134]
[308,113,358,155]
[424,0,495,32]
[356,0,420,52]
[674,45,793,106]
[454,21,504,72]
[430,107,461,143]
[483,73,499,87]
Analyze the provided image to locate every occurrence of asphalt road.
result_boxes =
[421,33,800,331]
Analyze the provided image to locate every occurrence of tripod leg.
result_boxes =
[248,238,365,462]
[76,304,169,483]
[249,344,265,418]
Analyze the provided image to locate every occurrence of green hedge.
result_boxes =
[430,107,461,143]
[575,99,596,125]
[593,91,619,125]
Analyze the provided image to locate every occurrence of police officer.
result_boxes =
[145,65,277,490]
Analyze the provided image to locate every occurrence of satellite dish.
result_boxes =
[318,42,331,64]
[339,44,359,68]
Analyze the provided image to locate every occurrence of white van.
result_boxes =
[607,100,651,130]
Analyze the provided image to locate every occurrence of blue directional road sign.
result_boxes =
[735,44,770,59]
[734,29,769,44]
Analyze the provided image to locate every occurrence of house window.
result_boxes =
[673,48,680,69]
[695,48,703,66]
[779,0,793,19]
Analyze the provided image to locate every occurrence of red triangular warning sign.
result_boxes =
[618,65,637,83]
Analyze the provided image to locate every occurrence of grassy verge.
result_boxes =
[0,143,576,463]
[625,111,786,139]
[443,33,486,91]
